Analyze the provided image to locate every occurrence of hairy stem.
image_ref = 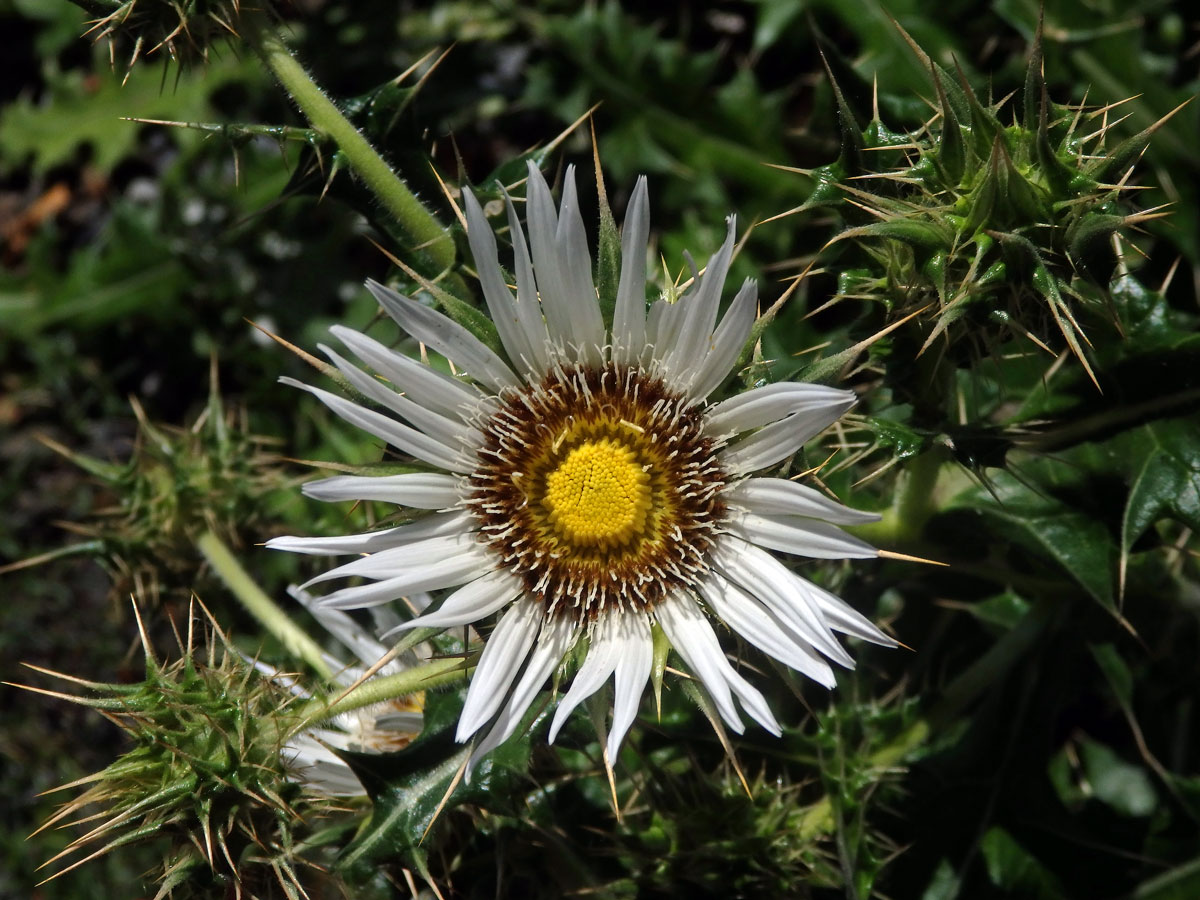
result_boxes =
[245,18,455,273]
[295,657,471,731]
[196,530,332,680]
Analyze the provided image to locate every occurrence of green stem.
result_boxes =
[195,530,332,679]
[294,657,471,731]
[891,446,945,542]
[853,446,946,547]
[245,18,455,272]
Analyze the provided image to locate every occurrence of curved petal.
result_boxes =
[705,382,856,437]
[469,616,578,768]
[267,511,473,556]
[281,378,475,473]
[797,576,898,647]
[656,592,780,735]
[611,176,649,366]
[300,472,461,509]
[319,344,483,451]
[555,170,606,363]
[718,408,850,476]
[390,569,524,633]
[315,543,488,609]
[607,613,653,759]
[698,575,836,688]
[711,537,853,667]
[658,216,736,385]
[686,277,758,401]
[502,190,553,373]
[464,190,539,374]
[330,325,484,421]
[456,600,543,742]
[722,477,880,526]
[302,532,483,587]
[366,279,519,394]
[525,164,604,364]
[726,511,878,560]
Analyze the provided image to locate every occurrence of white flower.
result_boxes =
[269,163,895,768]
[254,589,428,796]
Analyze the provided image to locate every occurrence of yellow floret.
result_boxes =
[543,439,652,549]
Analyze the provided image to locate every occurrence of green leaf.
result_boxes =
[837,218,954,253]
[1119,419,1200,556]
[0,53,258,175]
[336,690,535,881]
[1078,736,1157,818]
[980,827,1066,898]
[1132,856,1200,900]
[965,591,1032,631]
[952,473,1117,611]
[1089,643,1134,708]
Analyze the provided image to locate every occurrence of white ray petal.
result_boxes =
[607,613,653,759]
[456,601,542,741]
[705,382,856,436]
[366,279,519,394]
[281,378,475,473]
[686,277,758,400]
[659,593,781,735]
[300,472,461,509]
[644,295,668,354]
[330,325,484,421]
[659,216,736,383]
[727,511,878,560]
[525,165,573,352]
[464,190,539,373]
[723,477,881,525]
[292,590,390,672]
[611,176,649,366]
[502,190,553,372]
[316,544,490,609]
[711,537,853,667]
[267,511,472,556]
[798,576,898,647]
[698,575,836,687]
[301,532,479,587]
[319,344,483,451]
[469,616,578,766]
[554,169,605,364]
[389,569,523,633]
[718,410,846,476]
[547,614,623,744]
[655,593,743,733]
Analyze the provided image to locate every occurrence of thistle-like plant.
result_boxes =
[8,365,285,602]
[22,604,330,899]
[792,18,1183,391]
[71,0,259,75]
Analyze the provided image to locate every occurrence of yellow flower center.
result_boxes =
[543,438,651,549]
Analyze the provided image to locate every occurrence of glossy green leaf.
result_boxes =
[1119,419,1200,555]
[952,474,1117,611]
[336,690,534,881]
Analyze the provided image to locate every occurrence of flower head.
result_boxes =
[270,163,895,766]
[252,588,427,796]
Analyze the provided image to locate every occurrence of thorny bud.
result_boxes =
[12,363,287,603]
[799,18,1183,388]
[72,0,265,77]
[23,603,339,899]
